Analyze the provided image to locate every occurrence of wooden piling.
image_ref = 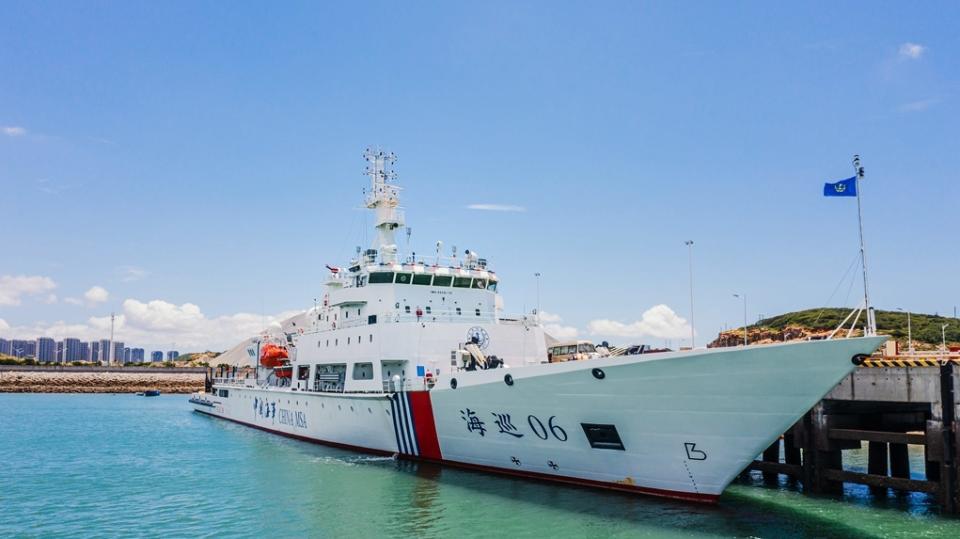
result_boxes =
[940,362,957,512]
[762,439,781,484]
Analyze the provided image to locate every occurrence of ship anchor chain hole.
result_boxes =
[592,368,605,380]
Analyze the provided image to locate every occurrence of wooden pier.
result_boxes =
[746,356,959,512]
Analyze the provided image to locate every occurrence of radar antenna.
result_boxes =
[363,148,404,264]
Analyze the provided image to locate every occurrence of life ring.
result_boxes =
[425,372,436,389]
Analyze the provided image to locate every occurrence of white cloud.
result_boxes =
[466,204,527,212]
[3,297,303,351]
[44,294,58,304]
[538,311,580,340]
[538,311,563,323]
[0,318,9,331]
[899,42,925,60]
[84,286,109,304]
[64,297,83,305]
[587,304,690,340]
[2,126,26,137]
[0,275,57,306]
[899,98,938,112]
[118,266,148,282]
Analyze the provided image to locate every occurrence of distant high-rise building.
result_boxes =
[91,341,100,362]
[113,342,125,364]
[11,340,36,358]
[166,351,180,361]
[131,348,145,362]
[36,337,57,363]
[100,339,112,363]
[0,338,10,356]
[80,342,90,362]
[151,351,164,362]
[123,347,131,363]
[64,338,82,362]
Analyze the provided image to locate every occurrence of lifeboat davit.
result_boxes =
[260,343,289,368]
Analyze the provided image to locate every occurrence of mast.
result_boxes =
[852,155,875,336]
[364,148,404,264]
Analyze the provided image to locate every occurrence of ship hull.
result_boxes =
[192,336,885,502]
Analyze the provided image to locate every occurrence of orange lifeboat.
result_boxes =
[260,343,289,368]
[274,365,292,379]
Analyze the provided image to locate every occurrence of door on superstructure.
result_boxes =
[380,360,408,392]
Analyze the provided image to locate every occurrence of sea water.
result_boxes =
[1,394,958,538]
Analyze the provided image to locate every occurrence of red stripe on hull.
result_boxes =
[194,408,717,504]
[407,392,442,460]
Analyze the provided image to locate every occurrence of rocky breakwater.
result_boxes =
[0,367,205,393]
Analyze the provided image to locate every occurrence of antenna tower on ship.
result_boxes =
[364,148,404,264]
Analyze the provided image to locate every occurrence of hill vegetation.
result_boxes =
[755,308,958,346]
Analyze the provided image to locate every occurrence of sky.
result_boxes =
[2,2,958,351]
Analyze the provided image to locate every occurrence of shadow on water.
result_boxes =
[193,409,960,538]
[386,459,885,539]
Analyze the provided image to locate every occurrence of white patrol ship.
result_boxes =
[191,149,885,503]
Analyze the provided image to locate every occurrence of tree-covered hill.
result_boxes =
[756,308,958,346]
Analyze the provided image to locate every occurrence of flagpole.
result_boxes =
[852,154,875,336]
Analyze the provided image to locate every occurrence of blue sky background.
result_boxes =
[1,2,957,350]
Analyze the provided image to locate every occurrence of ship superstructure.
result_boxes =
[192,149,885,502]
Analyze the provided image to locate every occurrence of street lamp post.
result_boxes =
[684,240,695,348]
[943,324,950,353]
[897,308,914,353]
[534,272,541,317]
[733,293,748,346]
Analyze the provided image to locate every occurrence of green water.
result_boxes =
[1,394,957,538]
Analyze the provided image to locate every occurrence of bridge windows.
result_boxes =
[453,276,473,288]
[433,275,453,287]
[472,279,487,289]
[412,274,432,285]
[488,281,498,292]
[395,273,412,284]
[368,272,394,284]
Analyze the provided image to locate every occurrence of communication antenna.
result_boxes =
[435,241,443,265]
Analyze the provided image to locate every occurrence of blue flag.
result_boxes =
[823,176,857,197]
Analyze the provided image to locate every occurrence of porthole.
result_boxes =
[451,378,458,389]
[504,374,514,386]
[592,368,605,380]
